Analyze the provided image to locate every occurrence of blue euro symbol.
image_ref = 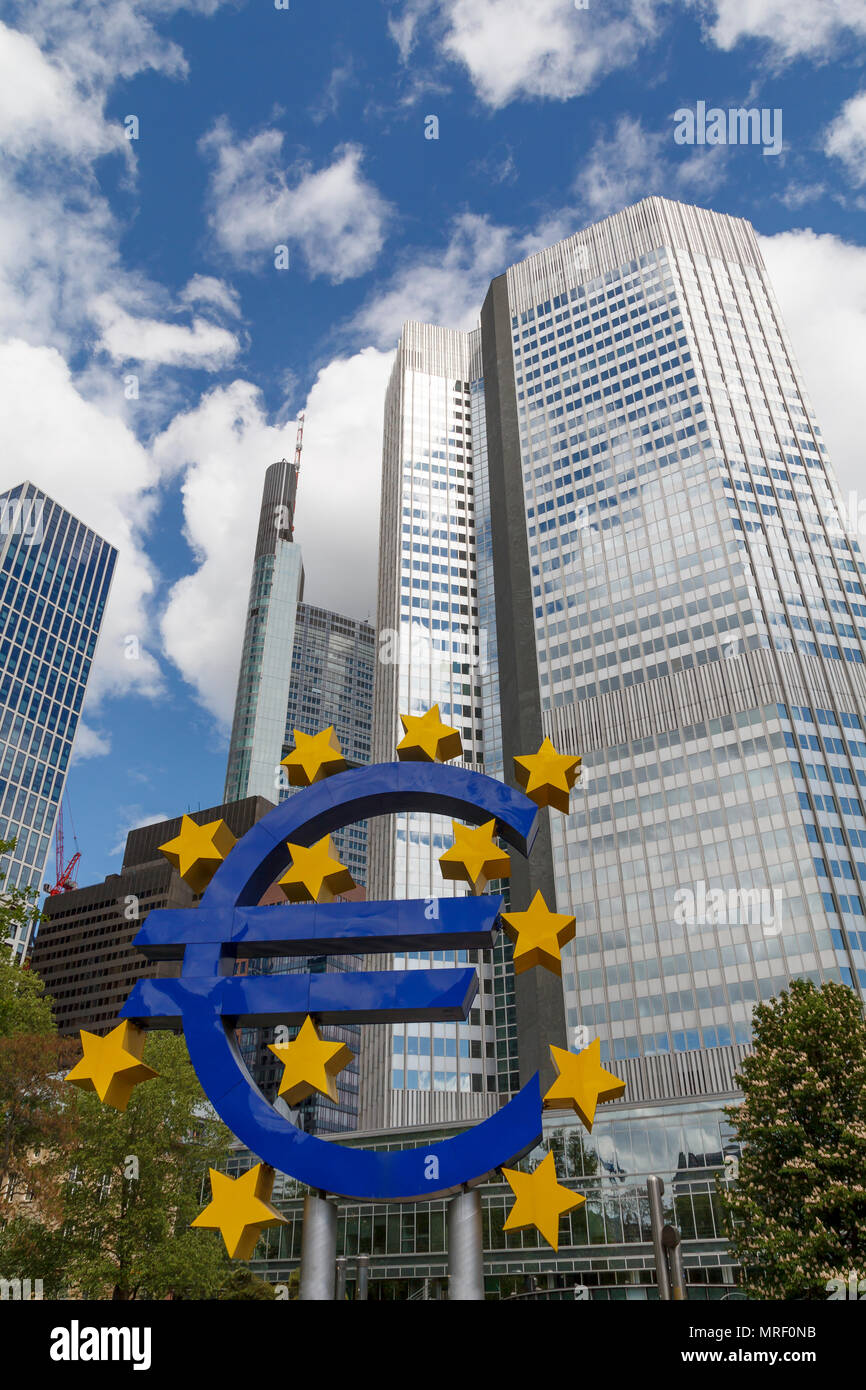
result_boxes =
[120,762,544,1200]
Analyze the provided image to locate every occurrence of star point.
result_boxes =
[502,1151,585,1251]
[159,815,236,894]
[65,1020,159,1111]
[514,737,581,813]
[279,835,355,903]
[397,705,463,762]
[281,727,348,786]
[191,1163,287,1260]
[267,1015,354,1106]
[500,891,576,976]
[439,819,510,895]
[543,1038,626,1132]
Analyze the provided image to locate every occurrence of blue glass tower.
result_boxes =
[0,481,116,961]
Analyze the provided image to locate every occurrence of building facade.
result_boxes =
[224,459,304,806]
[365,197,866,1139]
[30,797,273,1034]
[0,481,116,961]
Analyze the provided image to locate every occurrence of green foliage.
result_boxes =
[720,978,866,1299]
[0,837,49,1035]
[218,1267,277,1300]
[0,1031,78,1226]
[0,1031,236,1299]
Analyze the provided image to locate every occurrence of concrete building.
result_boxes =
[31,797,272,1035]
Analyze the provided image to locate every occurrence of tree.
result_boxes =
[720,978,866,1299]
[0,836,43,978]
[218,1268,277,1300]
[13,1032,236,1299]
[0,953,75,1233]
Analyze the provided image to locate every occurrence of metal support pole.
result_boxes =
[355,1253,370,1301]
[335,1256,348,1302]
[647,1175,671,1301]
[663,1225,687,1301]
[447,1187,485,1301]
[299,1191,337,1301]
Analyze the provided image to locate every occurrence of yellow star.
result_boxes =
[65,1020,159,1112]
[514,737,581,813]
[191,1163,287,1261]
[267,1015,354,1105]
[397,705,463,762]
[159,815,236,893]
[439,819,511,895]
[502,1152,585,1252]
[281,727,348,786]
[543,1038,626,1132]
[500,891,576,976]
[279,835,355,903]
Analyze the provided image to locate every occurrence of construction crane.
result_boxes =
[46,798,81,896]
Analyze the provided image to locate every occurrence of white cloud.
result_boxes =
[109,808,170,858]
[574,114,729,219]
[695,0,866,62]
[201,122,392,282]
[180,274,242,318]
[70,723,112,764]
[825,89,866,186]
[760,229,866,507]
[0,340,163,704]
[153,381,301,724]
[154,350,393,724]
[9,0,229,88]
[353,213,514,346]
[392,0,665,108]
[92,294,241,369]
[0,21,124,158]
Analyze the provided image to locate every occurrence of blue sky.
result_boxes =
[0,0,864,889]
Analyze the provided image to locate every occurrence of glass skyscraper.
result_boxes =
[365,196,866,1136]
[225,457,304,805]
[0,481,116,960]
[225,473,376,1133]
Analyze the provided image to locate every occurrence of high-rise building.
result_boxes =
[224,467,377,1132]
[30,797,273,1034]
[225,459,304,805]
[365,197,866,1141]
[0,481,116,961]
[281,603,375,883]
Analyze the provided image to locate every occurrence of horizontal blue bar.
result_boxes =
[132,895,503,960]
[120,966,479,1027]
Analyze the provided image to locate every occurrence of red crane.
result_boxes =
[47,799,81,895]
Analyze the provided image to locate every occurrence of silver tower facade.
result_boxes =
[225,459,304,804]
[365,324,511,1128]
[366,197,866,1133]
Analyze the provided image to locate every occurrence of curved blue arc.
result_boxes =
[184,993,542,1201]
[198,761,539,912]
[139,761,544,1200]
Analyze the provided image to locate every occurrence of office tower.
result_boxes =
[223,465,376,1131]
[365,324,514,1130]
[31,797,273,1034]
[366,197,866,1137]
[281,603,375,883]
[0,481,116,961]
[224,459,304,804]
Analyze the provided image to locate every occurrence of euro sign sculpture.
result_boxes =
[120,761,545,1200]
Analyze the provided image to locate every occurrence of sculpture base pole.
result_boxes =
[299,1191,337,1301]
[448,1188,485,1300]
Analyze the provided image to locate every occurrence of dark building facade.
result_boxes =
[31,796,273,1036]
